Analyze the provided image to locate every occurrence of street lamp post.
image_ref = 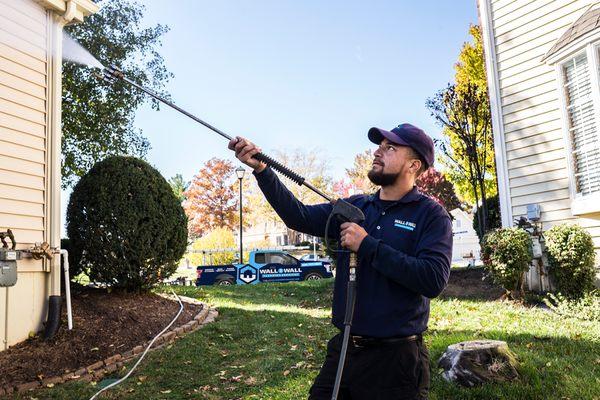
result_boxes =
[235,167,246,264]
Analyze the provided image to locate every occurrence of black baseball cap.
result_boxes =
[368,123,434,168]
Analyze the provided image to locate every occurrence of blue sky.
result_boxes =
[135,0,478,180]
[61,0,478,231]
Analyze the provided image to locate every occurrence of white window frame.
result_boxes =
[553,40,600,215]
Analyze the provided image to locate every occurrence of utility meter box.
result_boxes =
[531,237,543,259]
[0,249,20,287]
[527,204,541,221]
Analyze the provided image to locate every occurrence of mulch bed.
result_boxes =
[0,285,203,388]
[441,267,506,300]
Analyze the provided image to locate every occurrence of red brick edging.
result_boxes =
[0,295,217,396]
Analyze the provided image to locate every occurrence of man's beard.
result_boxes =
[367,168,399,187]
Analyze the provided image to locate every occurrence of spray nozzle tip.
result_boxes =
[98,64,124,84]
[105,64,124,79]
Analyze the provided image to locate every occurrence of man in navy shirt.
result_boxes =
[229,123,452,400]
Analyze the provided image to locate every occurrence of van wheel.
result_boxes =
[304,272,323,281]
[215,276,235,285]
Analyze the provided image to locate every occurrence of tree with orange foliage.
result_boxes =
[416,168,462,214]
[183,158,237,239]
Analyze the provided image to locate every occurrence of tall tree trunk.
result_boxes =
[479,179,488,234]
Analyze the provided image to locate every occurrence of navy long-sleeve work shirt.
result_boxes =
[254,167,453,337]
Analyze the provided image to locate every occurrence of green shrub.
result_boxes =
[543,291,600,322]
[60,238,82,280]
[473,194,502,242]
[66,156,188,291]
[544,224,596,299]
[481,227,532,295]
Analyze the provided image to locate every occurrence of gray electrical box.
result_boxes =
[0,249,19,287]
[527,204,541,221]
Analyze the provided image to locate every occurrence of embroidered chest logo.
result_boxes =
[394,219,416,231]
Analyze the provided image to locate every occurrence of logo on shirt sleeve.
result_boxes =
[394,219,416,231]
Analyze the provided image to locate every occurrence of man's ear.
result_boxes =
[410,159,422,175]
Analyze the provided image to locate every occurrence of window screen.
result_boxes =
[563,52,600,196]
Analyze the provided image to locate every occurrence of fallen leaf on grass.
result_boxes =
[283,370,290,376]
[160,389,172,394]
[292,361,306,369]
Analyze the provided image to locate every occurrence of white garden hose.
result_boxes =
[89,289,183,400]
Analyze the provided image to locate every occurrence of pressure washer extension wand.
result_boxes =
[99,65,364,400]
[99,65,332,202]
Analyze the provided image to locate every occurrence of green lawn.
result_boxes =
[12,279,600,400]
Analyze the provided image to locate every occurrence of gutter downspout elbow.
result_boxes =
[44,249,74,339]
[61,0,77,24]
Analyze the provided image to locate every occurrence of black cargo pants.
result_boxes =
[308,332,430,400]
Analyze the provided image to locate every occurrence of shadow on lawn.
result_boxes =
[21,306,334,400]
[18,302,599,400]
[171,279,335,309]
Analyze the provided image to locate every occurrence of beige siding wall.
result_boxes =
[489,0,598,232]
[0,0,49,349]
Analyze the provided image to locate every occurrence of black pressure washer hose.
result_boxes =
[98,65,363,400]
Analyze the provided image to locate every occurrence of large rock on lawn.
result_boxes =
[438,340,519,387]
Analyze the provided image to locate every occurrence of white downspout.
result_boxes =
[43,0,78,336]
[60,250,73,330]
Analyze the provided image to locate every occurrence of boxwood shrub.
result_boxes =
[481,227,532,296]
[544,224,596,299]
[66,156,188,291]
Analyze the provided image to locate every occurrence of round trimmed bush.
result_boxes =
[481,227,532,295]
[60,238,82,282]
[544,224,596,299]
[66,156,188,291]
[474,195,501,242]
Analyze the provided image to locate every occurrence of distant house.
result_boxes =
[0,0,97,351]
[238,207,480,266]
[237,218,314,248]
[478,0,600,285]
[450,209,481,266]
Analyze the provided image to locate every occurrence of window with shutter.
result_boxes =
[562,52,600,197]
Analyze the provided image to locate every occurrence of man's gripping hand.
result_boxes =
[340,222,368,253]
[228,136,267,173]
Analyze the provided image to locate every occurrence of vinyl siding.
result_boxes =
[486,0,600,254]
[0,0,48,349]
